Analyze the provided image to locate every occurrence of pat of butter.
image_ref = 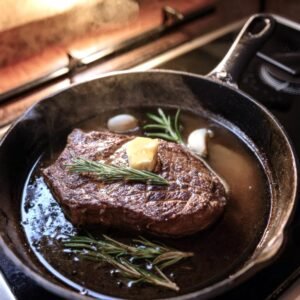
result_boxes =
[126,137,159,171]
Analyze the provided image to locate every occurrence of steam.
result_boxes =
[0,0,139,67]
[0,0,139,31]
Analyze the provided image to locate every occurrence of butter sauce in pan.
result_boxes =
[21,108,270,299]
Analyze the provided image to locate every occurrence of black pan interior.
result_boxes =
[20,107,269,299]
[0,71,296,299]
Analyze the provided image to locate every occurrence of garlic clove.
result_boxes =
[187,128,214,157]
[107,114,138,133]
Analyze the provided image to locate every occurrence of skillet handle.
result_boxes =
[208,14,275,86]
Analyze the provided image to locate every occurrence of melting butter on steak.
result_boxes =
[43,129,227,237]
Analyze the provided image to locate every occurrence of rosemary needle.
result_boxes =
[64,234,193,291]
[144,108,184,144]
[66,158,169,186]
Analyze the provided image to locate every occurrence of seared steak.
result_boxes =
[43,129,227,237]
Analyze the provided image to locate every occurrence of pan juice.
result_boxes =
[21,108,270,299]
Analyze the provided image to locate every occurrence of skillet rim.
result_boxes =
[0,69,298,300]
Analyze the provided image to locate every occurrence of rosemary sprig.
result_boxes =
[64,234,193,291]
[66,158,169,186]
[144,108,183,144]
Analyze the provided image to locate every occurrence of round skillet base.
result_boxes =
[0,71,297,300]
[21,107,270,299]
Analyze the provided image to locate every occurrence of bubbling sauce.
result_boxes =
[21,108,270,299]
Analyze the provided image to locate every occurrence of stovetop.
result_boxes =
[157,15,300,299]
[158,16,300,155]
[1,15,300,300]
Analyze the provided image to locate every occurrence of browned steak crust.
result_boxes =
[43,129,227,237]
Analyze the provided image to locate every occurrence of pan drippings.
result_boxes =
[21,108,270,299]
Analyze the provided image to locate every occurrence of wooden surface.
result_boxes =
[0,0,260,135]
[0,0,205,69]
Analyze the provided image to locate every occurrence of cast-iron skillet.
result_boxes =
[0,14,298,299]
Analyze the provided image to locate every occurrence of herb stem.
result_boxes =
[66,158,169,186]
[144,108,183,144]
[63,234,193,291]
